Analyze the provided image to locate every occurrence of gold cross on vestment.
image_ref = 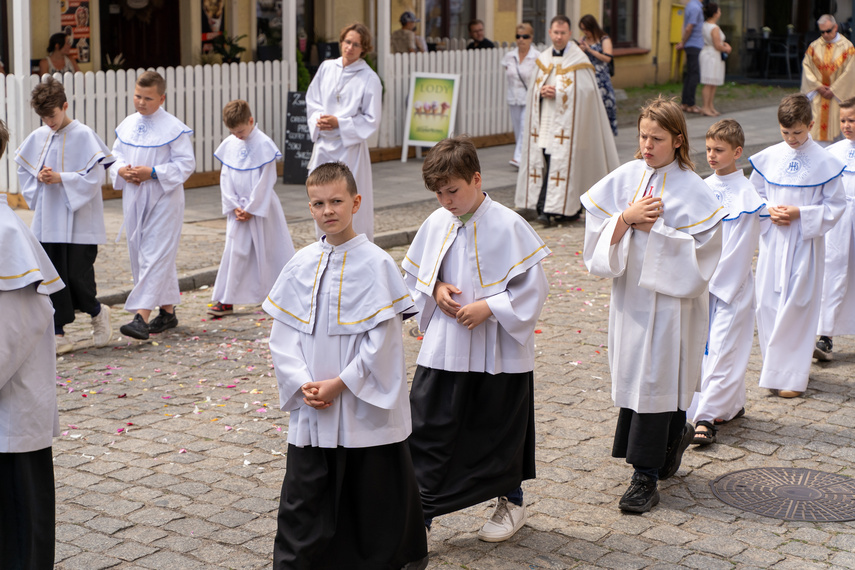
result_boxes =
[551,171,566,186]
[554,129,570,145]
[531,129,539,142]
[530,170,541,185]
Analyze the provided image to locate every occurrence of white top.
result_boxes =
[502,46,541,106]
[264,234,414,448]
[0,194,63,453]
[402,194,550,374]
[582,159,725,413]
[16,120,114,244]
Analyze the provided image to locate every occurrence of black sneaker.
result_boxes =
[148,308,178,333]
[814,336,833,361]
[659,422,695,480]
[619,472,659,513]
[120,313,150,340]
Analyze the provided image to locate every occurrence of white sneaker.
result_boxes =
[476,496,527,542]
[92,304,113,347]
[56,334,73,355]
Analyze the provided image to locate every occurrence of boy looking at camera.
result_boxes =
[111,71,195,340]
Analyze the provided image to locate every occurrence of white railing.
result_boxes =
[379,46,516,148]
[425,37,514,50]
[0,60,292,194]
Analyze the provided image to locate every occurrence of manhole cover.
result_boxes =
[710,467,855,522]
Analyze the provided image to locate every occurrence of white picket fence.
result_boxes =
[0,60,293,194]
[425,37,514,50]
[379,45,518,148]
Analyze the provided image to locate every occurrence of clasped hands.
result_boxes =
[234,207,253,222]
[540,85,556,99]
[302,377,346,410]
[118,165,154,184]
[768,204,800,226]
[37,166,61,184]
[316,114,340,131]
[622,194,663,232]
[434,281,493,330]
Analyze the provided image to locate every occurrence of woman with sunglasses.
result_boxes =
[502,23,540,168]
[578,14,617,136]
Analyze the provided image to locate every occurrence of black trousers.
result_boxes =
[681,47,701,107]
[41,242,100,333]
[612,408,687,468]
[0,447,55,570]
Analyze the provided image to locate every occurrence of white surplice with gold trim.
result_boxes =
[749,138,845,392]
[263,234,415,448]
[0,193,63,452]
[15,120,114,244]
[515,42,619,216]
[802,34,855,142]
[581,159,725,413]
[402,194,550,374]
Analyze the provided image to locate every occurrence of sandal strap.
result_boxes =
[695,420,718,433]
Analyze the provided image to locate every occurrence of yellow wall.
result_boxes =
[493,0,517,44]
[316,0,367,42]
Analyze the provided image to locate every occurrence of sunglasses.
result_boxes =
[820,27,835,34]
[516,34,531,39]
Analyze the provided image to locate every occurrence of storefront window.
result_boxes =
[425,0,475,39]
[603,0,638,48]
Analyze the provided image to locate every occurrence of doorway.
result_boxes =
[99,0,181,70]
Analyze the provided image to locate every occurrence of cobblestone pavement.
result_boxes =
[54,204,855,569]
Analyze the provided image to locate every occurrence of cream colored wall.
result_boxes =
[493,0,517,44]
[316,0,368,42]
[31,0,51,68]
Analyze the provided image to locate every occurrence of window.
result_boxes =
[425,0,476,39]
[603,0,638,48]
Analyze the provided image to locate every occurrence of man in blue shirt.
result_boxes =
[676,0,704,114]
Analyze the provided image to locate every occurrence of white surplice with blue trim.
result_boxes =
[263,234,415,448]
[401,194,550,374]
[818,138,855,336]
[749,137,845,391]
[15,120,115,244]
[581,159,726,413]
[212,126,294,304]
[688,170,768,423]
[110,107,195,311]
[0,194,63,453]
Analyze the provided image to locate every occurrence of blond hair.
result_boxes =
[635,96,693,170]
[222,100,252,129]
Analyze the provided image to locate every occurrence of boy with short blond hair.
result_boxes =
[111,70,195,340]
[16,76,115,354]
[209,99,294,316]
[750,94,846,397]
[688,119,767,444]
[814,97,855,359]
[265,162,427,569]
[403,136,549,542]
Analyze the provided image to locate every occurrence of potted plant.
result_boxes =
[211,34,248,64]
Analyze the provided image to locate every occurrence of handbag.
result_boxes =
[608,57,615,77]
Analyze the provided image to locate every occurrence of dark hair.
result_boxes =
[31,77,68,117]
[339,22,373,56]
[703,2,720,20]
[579,14,606,42]
[706,118,745,149]
[635,95,693,170]
[421,136,481,192]
[0,118,9,159]
[306,161,358,196]
[778,94,812,128]
[47,32,68,54]
[468,19,485,31]
[136,70,166,95]
[550,15,572,29]
[840,96,855,110]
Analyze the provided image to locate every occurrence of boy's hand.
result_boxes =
[455,299,492,330]
[301,377,347,409]
[769,205,800,226]
[119,165,140,183]
[38,166,61,184]
[434,281,462,318]
[131,166,154,182]
[317,114,339,130]
[234,208,253,222]
[624,195,663,229]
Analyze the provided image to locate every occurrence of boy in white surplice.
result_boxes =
[209,100,294,317]
[264,162,427,569]
[403,136,549,543]
[15,77,115,354]
[111,71,195,341]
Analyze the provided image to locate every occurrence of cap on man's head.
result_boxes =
[400,11,420,25]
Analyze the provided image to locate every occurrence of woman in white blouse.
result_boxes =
[502,23,540,168]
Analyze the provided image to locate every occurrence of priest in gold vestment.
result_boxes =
[802,14,855,143]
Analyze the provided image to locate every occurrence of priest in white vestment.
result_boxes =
[0,191,64,569]
[306,23,382,241]
[515,15,619,224]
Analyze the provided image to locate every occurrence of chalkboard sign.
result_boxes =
[282,91,314,185]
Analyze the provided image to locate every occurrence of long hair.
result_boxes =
[579,15,606,43]
[634,96,694,171]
